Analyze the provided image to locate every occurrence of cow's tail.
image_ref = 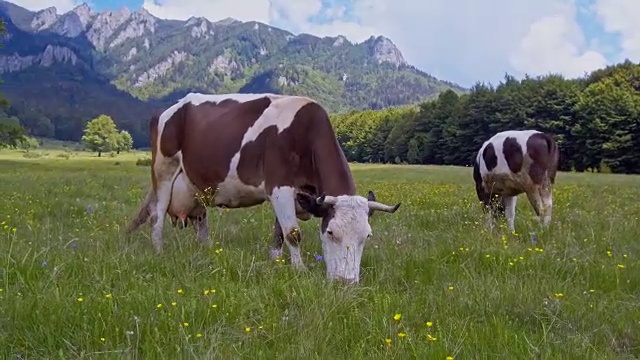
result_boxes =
[542,132,560,183]
[124,187,157,235]
[125,110,162,235]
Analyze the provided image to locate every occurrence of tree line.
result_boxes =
[330,60,640,174]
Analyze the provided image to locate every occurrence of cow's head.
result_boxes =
[473,160,506,218]
[296,191,401,284]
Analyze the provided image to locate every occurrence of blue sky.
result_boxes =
[91,0,140,10]
[15,0,640,87]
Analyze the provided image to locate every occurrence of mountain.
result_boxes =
[0,0,466,147]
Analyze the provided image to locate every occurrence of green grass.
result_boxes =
[0,151,639,359]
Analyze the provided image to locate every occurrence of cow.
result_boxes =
[126,92,401,284]
[472,129,559,232]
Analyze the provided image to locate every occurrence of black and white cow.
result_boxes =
[473,130,559,231]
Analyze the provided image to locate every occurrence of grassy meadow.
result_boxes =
[0,149,639,359]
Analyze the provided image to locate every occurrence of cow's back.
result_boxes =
[154,92,336,208]
[476,129,558,196]
[477,130,541,176]
[178,96,276,188]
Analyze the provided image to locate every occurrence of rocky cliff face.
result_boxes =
[30,6,57,30]
[86,8,132,50]
[0,45,78,73]
[367,36,407,67]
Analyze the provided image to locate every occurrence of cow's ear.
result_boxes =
[296,192,331,217]
[367,190,376,202]
[366,190,377,216]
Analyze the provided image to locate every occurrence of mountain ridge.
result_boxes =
[0,0,467,146]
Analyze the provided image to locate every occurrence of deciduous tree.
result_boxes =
[115,130,133,154]
[81,115,120,157]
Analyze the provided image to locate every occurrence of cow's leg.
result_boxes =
[271,217,284,260]
[191,213,211,246]
[151,158,181,253]
[152,180,172,253]
[148,192,158,231]
[538,179,553,228]
[503,195,517,232]
[484,195,503,231]
[526,183,553,229]
[525,187,543,224]
[271,209,312,260]
[484,206,495,231]
[269,186,306,270]
[480,200,495,231]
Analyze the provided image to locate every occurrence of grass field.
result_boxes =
[0,149,639,359]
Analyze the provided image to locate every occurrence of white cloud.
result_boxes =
[11,0,80,13]
[593,0,640,61]
[342,0,610,85]
[142,0,271,23]
[269,0,322,28]
[508,3,607,79]
[324,5,346,20]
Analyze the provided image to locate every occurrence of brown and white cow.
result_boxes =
[472,130,559,232]
[126,92,401,284]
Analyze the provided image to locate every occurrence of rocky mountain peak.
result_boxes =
[214,17,240,26]
[134,7,154,19]
[71,2,92,25]
[30,6,58,30]
[128,7,156,29]
[366,35,407,67]
[51,9,89,37]
[332,35,349,47]
[35,5,57,14]
[185,16,207,26]
[85,7,132,50]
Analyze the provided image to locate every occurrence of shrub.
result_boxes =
[23,152,42,158]
[136,157,152,166]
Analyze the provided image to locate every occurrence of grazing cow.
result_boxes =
[472,130,559,232]
[126,92,401,284]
